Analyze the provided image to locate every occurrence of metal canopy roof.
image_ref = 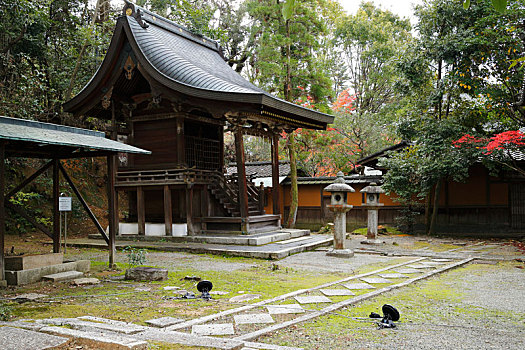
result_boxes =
[0,116,150,157]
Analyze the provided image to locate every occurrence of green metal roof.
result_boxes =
[0,116,150,155]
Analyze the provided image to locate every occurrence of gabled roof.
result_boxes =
[0,116,150,158]
[64,1,333,129]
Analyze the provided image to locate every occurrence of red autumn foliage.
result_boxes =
[453,130,525,154]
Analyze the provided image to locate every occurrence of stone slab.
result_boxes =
[125,267,168,281]
[234,313,274,325]
[191,323,235,336]
[342,282,375,290]
[44,317,147,334]
[266,304,305,315]
[377,273,408,279]
[42,270,83,282]
[395,268,421,274]
[41,326,147,349]
[319,289,355,296]
[407,264,434,269]
[11,293,48,302]
[0,321,44,331]
[138,328,243,349]
[294,295,332,304]
[163,286,180,291]
[229,294,261,303]
[5,253,63,271]
[360,276,392,284]
[5,261,84,286]
[326,249,354,258]
[145,317,185,328]
[242,342,304,350]
[431,259,452,262]
[0,326,68,350]
[72,277,100,286]
[420,261,446,266]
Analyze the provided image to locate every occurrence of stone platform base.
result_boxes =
[326,248,354,258]
[361,239,384,245]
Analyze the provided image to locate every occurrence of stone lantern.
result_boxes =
[324,171,355,258]
[360,182,385,244]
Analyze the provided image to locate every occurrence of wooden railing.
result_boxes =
[115,168,217,186]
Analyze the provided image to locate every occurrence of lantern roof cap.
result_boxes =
[324,172,355,193]
[360,182,385,194]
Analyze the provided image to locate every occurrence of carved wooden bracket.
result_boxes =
[124,55,136,80]
[101,86,113,110]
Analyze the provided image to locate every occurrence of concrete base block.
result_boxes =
[5,253,63,271]
[360,239,383,245]
[5,260,91,286]
[326,248,354,258]
[125,267,168,281]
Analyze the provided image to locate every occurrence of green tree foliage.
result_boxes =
[0,0,114,123]
[382,0,525,234]
[334,2,413,162]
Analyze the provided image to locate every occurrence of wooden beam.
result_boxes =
[52,159,60,253]
[271,132,281,215]
[59,163,109,244]
[107,155,117,267]
[234,127,249,224]
[7,160,53,199]
[164,185,172,236]
[137,186,145,235]
[0,142,5,281]
[5,202,53,239]
[186,184,194,235]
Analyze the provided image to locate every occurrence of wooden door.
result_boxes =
[510,182,525,229]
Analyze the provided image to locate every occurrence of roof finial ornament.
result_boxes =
[122,0,149,29]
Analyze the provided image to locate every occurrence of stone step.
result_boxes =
[42,270,83,282]
[136,328,243,350]
[41,326,147,349]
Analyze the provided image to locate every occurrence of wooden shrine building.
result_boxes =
[64,1,333,235]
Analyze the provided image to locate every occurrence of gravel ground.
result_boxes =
[261,261,525,350]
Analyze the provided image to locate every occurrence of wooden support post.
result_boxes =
[164,185,172,236]
[186,184,194,235]
[0,142,5,282]
[271,132,281,215]
[234,127,249,231]
[7,160,53,199]
[137,186,145,235]
[53,159,60,253]
[59,163,109,244]
[107,155,117,268]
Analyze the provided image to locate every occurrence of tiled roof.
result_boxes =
[226,161,291,177]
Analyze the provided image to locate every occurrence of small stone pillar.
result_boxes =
[324,172,355,258]
[360,182,385,244]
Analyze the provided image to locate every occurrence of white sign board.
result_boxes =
[59,197,72,211]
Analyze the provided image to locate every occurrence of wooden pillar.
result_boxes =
[52,159,60,253]
[107,155,117,267]
[0,142,6,282]
[176,116,185,167]
[164,185,172,236]
[271,132,281,215]
[137,186,145,235]
[234,127,249,231]
[186,184,194,235]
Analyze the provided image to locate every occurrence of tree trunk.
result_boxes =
[424,192,431,233]
[286,131,298,228]
[428,180,442,235]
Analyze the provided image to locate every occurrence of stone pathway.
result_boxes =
[3,239,499,349]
